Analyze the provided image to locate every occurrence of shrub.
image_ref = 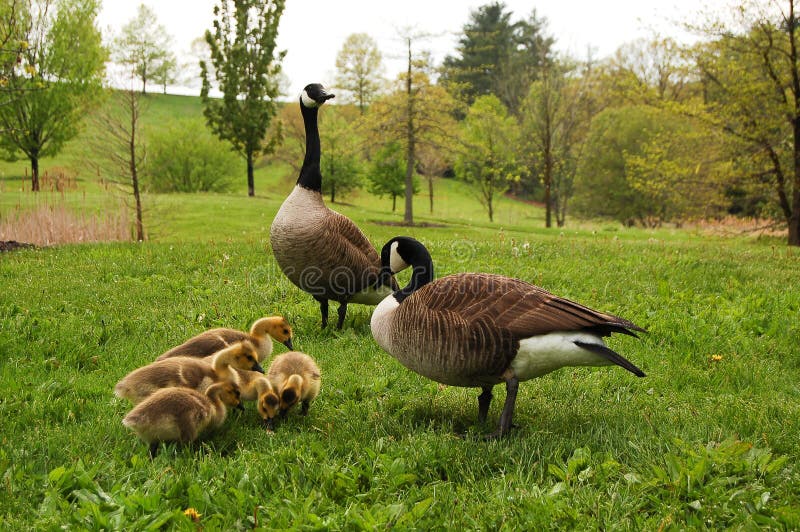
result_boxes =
[146,119,240,193]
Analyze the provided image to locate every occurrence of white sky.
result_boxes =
[97,0,730,99]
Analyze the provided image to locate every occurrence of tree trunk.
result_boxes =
[330,181,336,203]
[788,0,800,246]
[129,97,145,241]
[428,176,433,213]
[404,37,415,225]
[392,194,396,212]
[247,151,255,197]
[30,155,40,192]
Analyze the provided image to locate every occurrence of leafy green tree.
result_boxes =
[0,0,106,192]
[1,0,25,103]
[319,111,364,203]
[441,2,552,111]
[687,0,800,245]
[364,45,459,224]
[113,4,172,95]
[455,94,520,221]
[334,33,384,114]
[152,52,178,94]
[201,0,285,197]
[368,141,418,212]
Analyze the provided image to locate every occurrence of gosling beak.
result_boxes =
[236,402,245,411]
[252,361,265,374]
[374,266,393,290]
[263,417,275,431]
[282,338,293,350]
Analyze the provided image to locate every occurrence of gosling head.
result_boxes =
[211,381,241,409]
[252,316,294,350]
[229,340,264,373]
[258,389,280,431]
[279,374,303,414]
[300,83,335,109]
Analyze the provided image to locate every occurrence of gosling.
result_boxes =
[267,351,321,417]
[156,316,294,362]
[115,341,263,405]
[122,381,241,458]
[253,376,280,430]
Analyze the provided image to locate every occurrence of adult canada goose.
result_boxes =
[370,236,646,438]
[270,83,395,329]
[155,316,293,362]
[122,381,241,458]
[266,351,321,417]
[115,341,263,405]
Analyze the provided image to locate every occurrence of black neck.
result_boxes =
[395,256,434,304]
[297,103,322,191]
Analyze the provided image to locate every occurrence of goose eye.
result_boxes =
[283,329,289,335]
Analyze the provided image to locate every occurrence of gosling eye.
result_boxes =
[282,329,289,335]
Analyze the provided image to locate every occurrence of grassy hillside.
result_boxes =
[1,93,798,529]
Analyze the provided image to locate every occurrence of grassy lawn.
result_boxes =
[1,93,799,529]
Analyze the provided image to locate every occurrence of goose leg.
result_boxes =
[149,442,159,458]
[486,377,519,440]
[314,296,329,328]
[477,386,493,423]
[336,301,348,329]
[301,400,310,416]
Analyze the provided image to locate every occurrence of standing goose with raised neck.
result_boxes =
[370,236,646,439]
[270,83,395,329]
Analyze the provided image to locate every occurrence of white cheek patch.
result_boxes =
[389,241,408,273]
[300,90,318,108]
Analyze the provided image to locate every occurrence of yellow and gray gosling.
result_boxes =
[266,351,321,418]
[115,341,263,405]
[156,316,294,362]
[122,381,241,458]
[253,376,280,430]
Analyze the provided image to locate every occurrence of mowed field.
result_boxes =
[1,94,799,529]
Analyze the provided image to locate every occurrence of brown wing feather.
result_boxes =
[157,329,247,360]
[413,273,643,337]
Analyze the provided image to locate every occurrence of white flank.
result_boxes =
[370,295,399,353]
[510,332,612,381]
[389,241,408,273]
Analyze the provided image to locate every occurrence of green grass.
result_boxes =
[1,93,799,529]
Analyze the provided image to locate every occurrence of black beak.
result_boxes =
[263,417,275,431]
[316,91,335,104]
[236,402,245,411]
[252,362,265,374]
[282,338,293,350]
[374,266,393,290]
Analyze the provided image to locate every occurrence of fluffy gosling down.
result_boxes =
[122,381,241,458]
[253,376,280,430]
[156,316,294,362]
[266,351,321,419]
[370,236,646,439]
[115,341,263,405]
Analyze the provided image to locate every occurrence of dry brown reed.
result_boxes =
[0,195,131,246]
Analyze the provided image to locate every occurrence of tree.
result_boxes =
[334,33,384,114]
[1,0,25,107]
[455,94,520,222]
[0,0,106,192]
[319,110,364,203]
[364,39,459,224]
[368,140,418,212]
[441,2,552,111]
[86,88,146,241]
[201,0,285,198]
[688,0,800,245]
[113,4,172,95]
[152,51,177,94]
[520,60,595,227]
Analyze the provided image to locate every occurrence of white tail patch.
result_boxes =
[511,332,611,381]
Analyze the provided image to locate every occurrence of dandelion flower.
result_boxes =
[711,354,723,362]
[184,508,201,522]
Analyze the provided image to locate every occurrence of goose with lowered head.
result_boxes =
[270,83,395,329]
[370,236,646,439]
